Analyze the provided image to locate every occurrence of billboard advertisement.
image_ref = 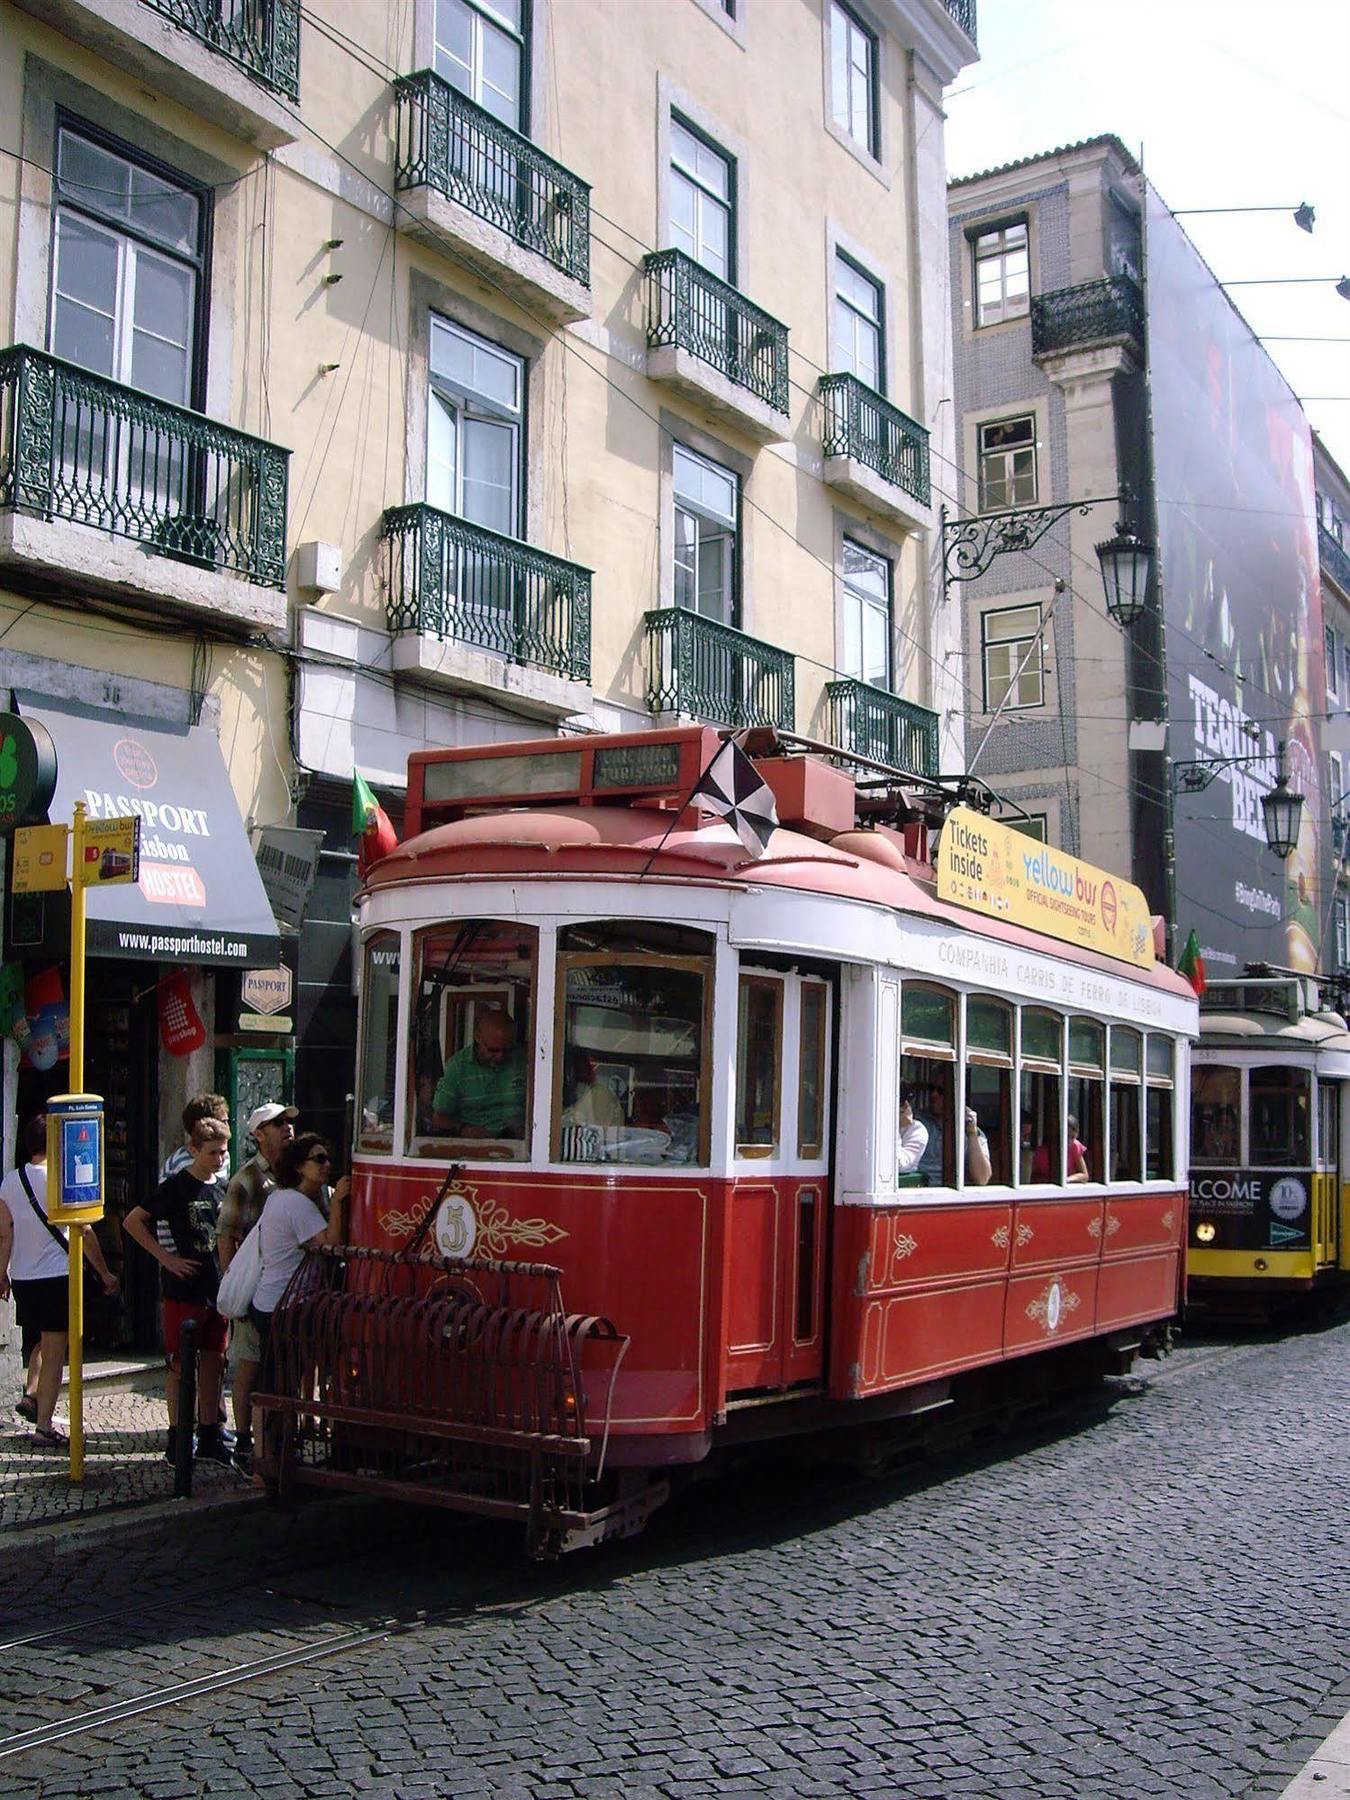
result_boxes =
[1145,184,1328,976]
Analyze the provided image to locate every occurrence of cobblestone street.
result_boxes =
[0,1321,1346,1799]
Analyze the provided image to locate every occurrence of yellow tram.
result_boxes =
[1188,974,1350,1314]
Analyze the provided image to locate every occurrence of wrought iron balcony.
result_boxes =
[394,70,590,286]
[141,0,300,99]
[826,678,939,778]
[0,345,289,588]
[1320,522,1350,597]
[383,503,591,684]
[943,0,978,42]
[645,607,794,731]
[1031,274,1144,359]
[820,374,930,508]
[645,250,789,416]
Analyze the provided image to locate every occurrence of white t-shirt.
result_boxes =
[897,1116,930,1175]
[254,1186,327,1313]
[0,1163,68,1282]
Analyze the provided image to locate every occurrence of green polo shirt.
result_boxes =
[432,1043,527,1136]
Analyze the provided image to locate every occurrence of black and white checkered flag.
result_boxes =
[692,740,779,858]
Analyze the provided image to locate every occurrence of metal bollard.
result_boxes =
[173,1317,196,1499]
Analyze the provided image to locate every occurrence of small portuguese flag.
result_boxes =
[353,770,398,877]
[1177,928,1206,997]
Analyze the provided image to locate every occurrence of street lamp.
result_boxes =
[941,489,1154,623]
[1173,201,1316,235]
[1173,741,1305,860]
[1221,275,1350,301]
[1095,521,1155,627]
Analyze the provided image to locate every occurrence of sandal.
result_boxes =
[33,1425,69,1450]
[14,1396,37,1423]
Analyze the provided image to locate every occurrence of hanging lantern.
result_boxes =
[1261,769,1305,860]
[1096,527,1155,627]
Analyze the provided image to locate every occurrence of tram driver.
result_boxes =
[431,1007,527,1140]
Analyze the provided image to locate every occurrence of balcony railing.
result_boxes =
[1031,274,1144,358]
[382,503,591,684]
[0,345,289,588]
[645,607,794,730]
[394,71,591,286]
[645,250,789,416]
[943,0,978,43]
[820,374,930,508]
[141,0,301,100]
[826,678,939,778]
[1321,522,1350,597]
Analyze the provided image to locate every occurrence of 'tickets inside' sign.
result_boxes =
[936,807,1154,970]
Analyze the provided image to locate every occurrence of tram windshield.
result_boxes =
[1192,1065,1240,1165]
[410,920,537,1156]
[357,932,400,1150]
[1250,1065,1310,1165]
[554,921,713,1166]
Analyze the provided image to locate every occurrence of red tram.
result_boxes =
[254,728,1198,1553]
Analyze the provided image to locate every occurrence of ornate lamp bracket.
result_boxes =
[940,494,1124,596]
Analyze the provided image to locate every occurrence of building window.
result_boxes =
[674,444,738,624]
[434,0,527,131]
[978,415,1038,510]
[1336,896,1350,971]
[841,538,891,688]
[670,114,734,282]
[427,314,524,536]
[1327,627,1340,702]
[1330,751,1344,814]
[1008,813,1048,842]
[981,604,1045,712]
[829,1,878,158]
[832,252,884,393]
[972,220,1030,328]
[50,125,205,406]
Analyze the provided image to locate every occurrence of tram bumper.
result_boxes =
[251,1246,651,1556]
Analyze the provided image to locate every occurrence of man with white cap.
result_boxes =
[217,1102,297,1470]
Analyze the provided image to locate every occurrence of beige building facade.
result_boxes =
[0,0,975,1344]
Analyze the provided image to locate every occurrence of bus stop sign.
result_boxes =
[46,1093,105,1224]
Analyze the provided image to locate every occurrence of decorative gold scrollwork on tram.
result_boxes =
[891,1232,919,1273]
[991,1224,1011,1249]
[1025,1276,1081,1333]
[1014,1222,1035,1247]
[1105,1212,1122,1237]
[1086,1217,1102,1240]
[1161,1208,1175,1232]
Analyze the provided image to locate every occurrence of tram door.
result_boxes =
[1315,1080,1342,1268]
[723,969,834,1398]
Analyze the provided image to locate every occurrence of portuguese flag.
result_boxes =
[1177,928,1207,997]
[353,771,398,877]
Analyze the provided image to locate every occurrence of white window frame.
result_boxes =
[978,415,1038,511]
[670,114,735,283]
[972,220,1030,328]
[1327,626,1341,703]
[426,313,524,537]
[981,603,1045,713]
[433,0,527,131]
[829,0,878,158]
[673,443,738,625]
[841,536,891,689]
[832,250,884,394]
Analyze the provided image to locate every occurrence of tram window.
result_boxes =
[555,922,713,1166]
[900,1054,953,1185]
[410,921,536,1156]
[357,932,400,1151]
[1145,1036,1176,1181]
[1020,1008,1064,1183]
[1109,1028,1143,1181]
[798,982,828,1159]
[1318,1083,1340,1168]
[1192,1065,1240,1165]
[736,976,783,1154]
[967,997,1012,1184]
[901,982,957,1186]
[1250,1065,1310,1166]
[1068,1016,1105,1181]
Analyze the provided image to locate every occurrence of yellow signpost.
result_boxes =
[16,802,139,1482]
[936,806,1155,970]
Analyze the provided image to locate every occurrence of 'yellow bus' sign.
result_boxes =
[936,808,1154,970]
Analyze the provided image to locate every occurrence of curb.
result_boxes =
[0,1479,267,1569]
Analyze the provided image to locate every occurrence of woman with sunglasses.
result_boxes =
[250,1133,350,1357]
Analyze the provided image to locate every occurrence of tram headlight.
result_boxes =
[1194,1221,1217,1244]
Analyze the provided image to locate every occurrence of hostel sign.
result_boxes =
[936,807,1154,970]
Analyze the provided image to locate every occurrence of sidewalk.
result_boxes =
[0,1356,257,1550]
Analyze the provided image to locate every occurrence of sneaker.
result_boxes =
[195,1427,234,1466]
[14,1396,37,1423]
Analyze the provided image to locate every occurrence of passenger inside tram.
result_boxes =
[431,1007,527,1139]
[897,1085,930,1179]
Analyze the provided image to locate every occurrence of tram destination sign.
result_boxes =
[936,807,1153,970]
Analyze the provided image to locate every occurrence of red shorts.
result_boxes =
[162,1300,228,1358]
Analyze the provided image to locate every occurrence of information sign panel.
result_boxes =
[45,1093,105,1223]
[12,823,69,893]
[78,816,141,888]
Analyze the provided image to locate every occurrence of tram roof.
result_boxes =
[365,805,1196,1004]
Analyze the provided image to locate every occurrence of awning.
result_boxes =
[17,695,281,968]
